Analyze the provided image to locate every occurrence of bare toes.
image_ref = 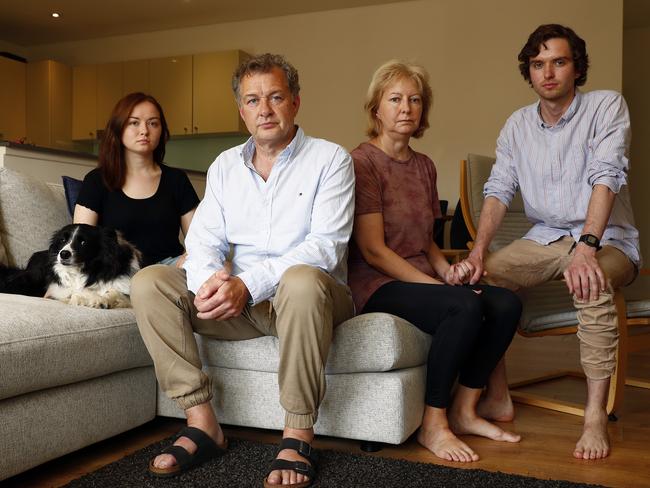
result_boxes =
[267,470,281,485]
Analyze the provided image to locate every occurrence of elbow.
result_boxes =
[358,246,386,269]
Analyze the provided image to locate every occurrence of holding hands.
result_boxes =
[194,269,250,320]
[446,253,487,286]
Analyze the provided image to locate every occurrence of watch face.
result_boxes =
[580,234,599,247]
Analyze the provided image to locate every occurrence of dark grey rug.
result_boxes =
[63,437,605,488]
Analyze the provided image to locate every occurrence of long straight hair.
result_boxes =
[98,92,170,191]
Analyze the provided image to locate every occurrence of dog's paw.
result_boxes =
[68,292,105,309]
[102,290,132,309]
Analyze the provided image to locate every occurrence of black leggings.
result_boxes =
[363,282,521,408]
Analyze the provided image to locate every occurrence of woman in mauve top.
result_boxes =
[348,60,522,463]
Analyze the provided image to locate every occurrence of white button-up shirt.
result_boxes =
[183,127,355,304]
[484,90,641,267]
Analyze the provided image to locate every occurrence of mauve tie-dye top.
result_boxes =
[348,142,442,313]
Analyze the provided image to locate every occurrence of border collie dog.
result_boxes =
[0,224,141,309]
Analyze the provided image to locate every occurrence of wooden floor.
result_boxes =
[3,333,650,488]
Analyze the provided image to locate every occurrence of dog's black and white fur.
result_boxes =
[0,224,141,309]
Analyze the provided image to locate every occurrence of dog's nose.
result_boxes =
[60,250,71,260]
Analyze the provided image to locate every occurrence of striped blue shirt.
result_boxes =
[484,90,641,267]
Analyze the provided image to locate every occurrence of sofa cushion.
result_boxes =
[62,175,83,217]
[0,168,71,267]
[0,294,152,401]
[197,312,431,374]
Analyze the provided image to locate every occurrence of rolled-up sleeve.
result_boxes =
[183,161,229,294]
[587,93,631,193]
[483,124,519,207]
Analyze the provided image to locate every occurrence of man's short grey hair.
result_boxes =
[232,53,300,103]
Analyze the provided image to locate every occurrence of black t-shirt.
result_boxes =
[76,164,200,267]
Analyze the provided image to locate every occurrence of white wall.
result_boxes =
[18,0,623,207]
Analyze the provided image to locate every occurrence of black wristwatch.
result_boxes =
[578,234,602,251]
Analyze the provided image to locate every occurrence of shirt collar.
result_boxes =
[241,126,304,168]
[537,89,582,129]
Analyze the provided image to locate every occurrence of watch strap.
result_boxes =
[578,233,602,251]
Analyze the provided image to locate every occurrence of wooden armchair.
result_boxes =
[459,153,650,416]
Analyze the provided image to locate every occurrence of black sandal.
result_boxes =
[148,426,228,478]
[263,438,317,488]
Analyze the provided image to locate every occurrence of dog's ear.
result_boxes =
[100,226,119,243]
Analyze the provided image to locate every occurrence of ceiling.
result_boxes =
[3,1,648,48]
[0,0,411,47]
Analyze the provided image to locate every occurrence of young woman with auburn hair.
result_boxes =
[74,92,199,267]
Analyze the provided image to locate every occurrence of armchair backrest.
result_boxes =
[459,154,576,333]
[460,154,532,252]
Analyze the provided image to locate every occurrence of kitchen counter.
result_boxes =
[0,140,97,161]
[0,141,207,197]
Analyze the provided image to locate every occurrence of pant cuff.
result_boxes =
[285,411,317,429]
[582,364,614,381]
[173,378,213,411]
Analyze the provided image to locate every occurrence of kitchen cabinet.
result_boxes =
[71,49,249,140]
[0,56,26,142]
[123,59,149,95]
[150,50,248,136]
[72,64,97,140]
[96,62,123,132]
[149,55,193,136]
[193,50,248,134]
[73,62,124,140]
[26,60,72,150]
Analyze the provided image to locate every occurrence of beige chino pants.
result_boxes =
[484,237,636,380]
[131,264,355,429]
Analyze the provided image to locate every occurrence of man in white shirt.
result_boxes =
[455,24,639,460]
[131,53,355,486]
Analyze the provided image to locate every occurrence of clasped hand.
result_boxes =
[194,269,250,320]
[446,254,485,286]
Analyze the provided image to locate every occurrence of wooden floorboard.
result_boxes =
[3,334,650,488]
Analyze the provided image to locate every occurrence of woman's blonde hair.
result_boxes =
[364,60,432,139]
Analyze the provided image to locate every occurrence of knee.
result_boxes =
[277,265,330,302]
[490,288,523,321]
[447,289,483,326]
[130,265,177,305]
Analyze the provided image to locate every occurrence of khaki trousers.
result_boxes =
[131,264,355,429]
[484,237,636,380]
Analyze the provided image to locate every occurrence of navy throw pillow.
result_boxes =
[62,176,83,217]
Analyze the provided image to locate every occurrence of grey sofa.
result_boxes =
[0,166,431,481]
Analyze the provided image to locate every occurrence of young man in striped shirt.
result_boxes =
[456,24,640,460]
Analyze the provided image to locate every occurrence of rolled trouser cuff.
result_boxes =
[575,291,618,380]
[285,411,318,430]
[173,376,213,411]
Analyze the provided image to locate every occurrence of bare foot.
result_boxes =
[417,426,480,462]
[448,408,521,443]
[265,428,313,486]
[476,391,515,422]
[573,407,609,460]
